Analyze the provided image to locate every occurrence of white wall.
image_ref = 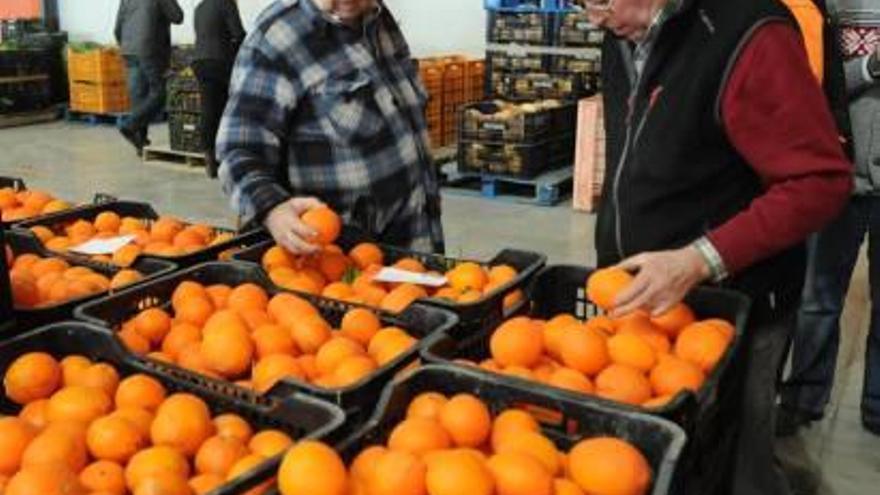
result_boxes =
[58,0,486,57]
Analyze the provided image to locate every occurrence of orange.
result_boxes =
[488,264,518,284]
[21,427,88,472]
[554,479,585,495]
[595,365,653,406]
[366,450,426,495]
[76,363,120,397]
[87,414,146,463]
[134,308,173,344]
[176,343,215,377]
[189,474,225,495]
[617,324,671,356]
[110,269,143,289]
[80,460,126,495]
[547,368,595,395]
[175,295,215,327]
[252,355,305,393]
[674,322,731,372]
[248,430,294,458]
[195,435,249,476]
[10,272,40,308]
[349,445,387,486]
[115,374,167,411]
[253,324,298,359]
[568,437,651,495]
[150,217,185,244]
[201,311,255,377]
[161,323,202,361]
[448,262,489,292]
[150,393,215,457]
[289,314,333,354]
[543,315,578,359]
[94,211,122,233]
[349,243,384,270]
[214,414,253,444]
[30,225,55,243]
[315,337,365,376]
[18,399,50,431]
[0,417,36,475]
[407,392,448,421]
[496,431,560,475]
[228,283,269,313]
[641,394,676,409]
[585,315,617,337]
[439,393,492,448]
[703,319,736,342]
[490,317,544,368]
[559,327,610,377]
[424,449,494,495]
[132,475,194,495]
[22,190,53,211]
[650,303,696,338]
[5,462,85,495]
[174,229,207,249]
[388,418,452,455]
[173,281,209,308]
[278,440,347,495]
[319,250,350,283]
[333,355,379,387]
[649,355,706,397]
[66,219,96,240]
[301,206,342,245]
[119,327,151,355]
[47,385,112,424]
[239,309,274,332]
[491,409,540,451]
[586,268,634,310]
[268,293,318,324]
[125,446,191,491]
[488,452,553,495]
[4,351,62,404]
[206,284,233,309]
[120,216,147,233]
[607,333,657,373]
[225,454,271,495]
[111,407,154,438]
[340,308,382,346]
[381,284,427,313]
[30,257,69,279]
[262,246,295,271]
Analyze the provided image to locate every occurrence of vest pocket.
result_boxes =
[313,72,388,144]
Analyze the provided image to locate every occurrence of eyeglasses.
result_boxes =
[577,0,615,12]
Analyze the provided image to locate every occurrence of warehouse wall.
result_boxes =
[58,0,486,56]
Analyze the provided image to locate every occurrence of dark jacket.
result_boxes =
[115,0,184,65]
[194,0,246,64]
[598,0,807,304]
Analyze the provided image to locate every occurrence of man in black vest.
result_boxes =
[580,0,853,493]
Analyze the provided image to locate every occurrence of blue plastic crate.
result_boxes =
[485,0,575,12]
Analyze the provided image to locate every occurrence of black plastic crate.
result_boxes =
[75,261,459,419]
[460,100,576,143]
[557,11,605,47]
[458,134,575,178]
[423,265,751,494]
[0,78,52,114]
[232,232,547,337]
[0,175,26,192]
[16,200,267,268]
[487,10,556,45]
[0,49,50,77]
[168,89,201,114]
[487,50,552,72]
[169,111,203,153]
[334,366,686,495]
[0,322,345,495]
[0,222,13,328]
[489,70,589,101]
[5,230,176,331]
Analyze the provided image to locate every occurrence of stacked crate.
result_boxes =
[0,48,52,115]
[166,67,203,154]
[67,46,129,114]
[419,60,444,146]
[418,55,486,148]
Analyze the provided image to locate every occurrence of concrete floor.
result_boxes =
[1,121,878,494]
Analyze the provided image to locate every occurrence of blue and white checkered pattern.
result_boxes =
[217,0,444,252]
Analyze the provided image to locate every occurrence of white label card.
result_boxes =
[372,267,448,287]
[69,235,136,255]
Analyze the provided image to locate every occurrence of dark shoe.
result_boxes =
[119,126,145,154]
[776,407,821,438]
[205,153,218,179]
[863,411,880,436]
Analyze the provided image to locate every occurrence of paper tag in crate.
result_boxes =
[372,267,447,287]
[70,235,136,255]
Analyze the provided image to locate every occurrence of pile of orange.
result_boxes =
[30,211,234,264]
[118,281,419,392]
[276,392,653,495]
[261,243,522,314]
[6,246,144,309]
[455,267,735,409]
[0,352,295,495]
[0,187,72,223]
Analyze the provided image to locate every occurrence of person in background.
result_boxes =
[217,0,443,255]
[780,0,880,438]
[194,0,246,178]
[581,0,853,493]
[115,0,184,155]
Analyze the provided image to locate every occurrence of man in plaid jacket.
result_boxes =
[217,0,443,254]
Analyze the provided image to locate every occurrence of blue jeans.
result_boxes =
[781,196,880,427]
[122,56,167,139]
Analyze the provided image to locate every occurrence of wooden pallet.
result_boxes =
[142,145,205,169]
[0,106,62,129]
[440,162,573,206]
[65,107,129,126]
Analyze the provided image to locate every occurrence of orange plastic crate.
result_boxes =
[465,60,486,102]
[69,81,130,114]
[67,48,127,84]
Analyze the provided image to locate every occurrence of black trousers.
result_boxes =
[193,59,233,169]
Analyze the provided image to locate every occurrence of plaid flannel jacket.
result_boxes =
[217,0,443,251]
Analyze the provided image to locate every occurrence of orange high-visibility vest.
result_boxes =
[782,0,825,83]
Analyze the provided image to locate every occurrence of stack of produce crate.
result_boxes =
[66,44,129,114]
[0,47,53,115]
[418,55,486,148]
[166,66,202,154]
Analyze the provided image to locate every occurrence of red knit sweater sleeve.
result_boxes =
[709,22,853,275]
